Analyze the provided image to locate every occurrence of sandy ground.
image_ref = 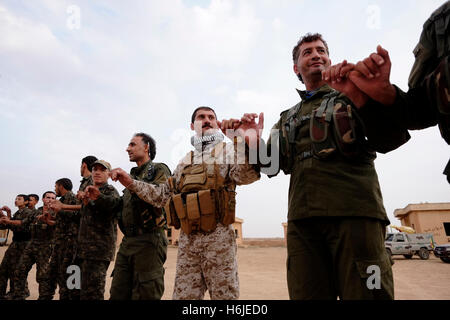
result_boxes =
[0,243,449,300]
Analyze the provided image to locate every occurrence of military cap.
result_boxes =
[92,160,112,171]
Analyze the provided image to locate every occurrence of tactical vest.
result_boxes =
[279,90,370,173]
[119,162,171,237]
[164,143,236,235]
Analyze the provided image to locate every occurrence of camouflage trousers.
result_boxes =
[173,223,239,300]
[13,240,54,300]
[48,238,80,300]
[0,241,29,299]
[78,259,110,300]
[286,217,394,300]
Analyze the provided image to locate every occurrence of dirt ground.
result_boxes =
[0,242,449,300]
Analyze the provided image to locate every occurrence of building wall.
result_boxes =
[397,204,450,245]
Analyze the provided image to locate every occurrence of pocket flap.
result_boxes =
[355,257,390,279]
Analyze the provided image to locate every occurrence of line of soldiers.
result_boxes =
[0,2,448,301]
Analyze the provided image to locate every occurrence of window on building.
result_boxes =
[444,222,450,236]
[235,229,239,239]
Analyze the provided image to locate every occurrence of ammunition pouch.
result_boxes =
[279,91,366,162]
[310,95,337,158]
[166,188,236,235]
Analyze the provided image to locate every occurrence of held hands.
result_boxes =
[84,186,101,201]
[49,200,63,213]
[322,45,396,107]
[1,206,12,218]
[322,60,368,108]
[218,113,264,149]
[110,168,133,188]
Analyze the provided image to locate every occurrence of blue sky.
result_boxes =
[0,0,448,237]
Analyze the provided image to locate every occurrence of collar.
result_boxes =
[296,84,334,101]
[130,160,152,177]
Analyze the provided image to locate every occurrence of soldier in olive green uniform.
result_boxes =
[0,195,34,299]
[76,160,120,300]
[99,133,170,300]
[48,178,80,300]
[13,191,57,300]
[235,34,410,300]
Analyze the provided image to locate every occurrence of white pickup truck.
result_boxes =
[385,232,435,260]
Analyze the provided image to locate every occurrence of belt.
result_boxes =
[298,150,313,161]
[123,225,159,237]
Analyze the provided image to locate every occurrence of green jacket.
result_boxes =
[96,160,171,255]
[265,85,410,224]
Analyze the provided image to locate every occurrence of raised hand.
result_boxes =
[220,113,264,149]
[1,206,11,218]
[322,60,368,108]
[348,45,397,106]
[49,200,63,213]
[110,168,133,188]
[84,186,101,201]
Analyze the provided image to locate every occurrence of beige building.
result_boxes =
[166,217,244,246]
[394,202,450,245]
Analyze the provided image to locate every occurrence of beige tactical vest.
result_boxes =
[164,142,236,235]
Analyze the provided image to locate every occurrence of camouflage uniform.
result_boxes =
[263,84,410,300]
[79,176,93,195]
[47,191,80,300]
[77,183,120,300]
[129,137,260,300]
[13,207,55,300]
[0,207,33,299]
[100,160,171,300]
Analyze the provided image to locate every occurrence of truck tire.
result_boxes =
[440,257,450,263]
[403,254,413,259]
[418,248,429,260]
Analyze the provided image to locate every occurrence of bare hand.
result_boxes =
[348,45,397,105]
[219,113,264,149]
[1,206,11,218]
[110,168,133,188]
[84,186,101,201]
[322,60,368,108]
[0,216,10,225]
[49,200,63,213]
[217,118,241,139]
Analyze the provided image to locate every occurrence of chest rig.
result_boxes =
[280,90,364,170]
[164,143,236,235]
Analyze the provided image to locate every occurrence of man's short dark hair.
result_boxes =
[28,194,39,202]
[17,194,29,202]
[55,178,73,191]
[191,106,217,124]
[82,155,98,172]
[292,33,330,83]
[134,133,156,160]
[42,191,56,199]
